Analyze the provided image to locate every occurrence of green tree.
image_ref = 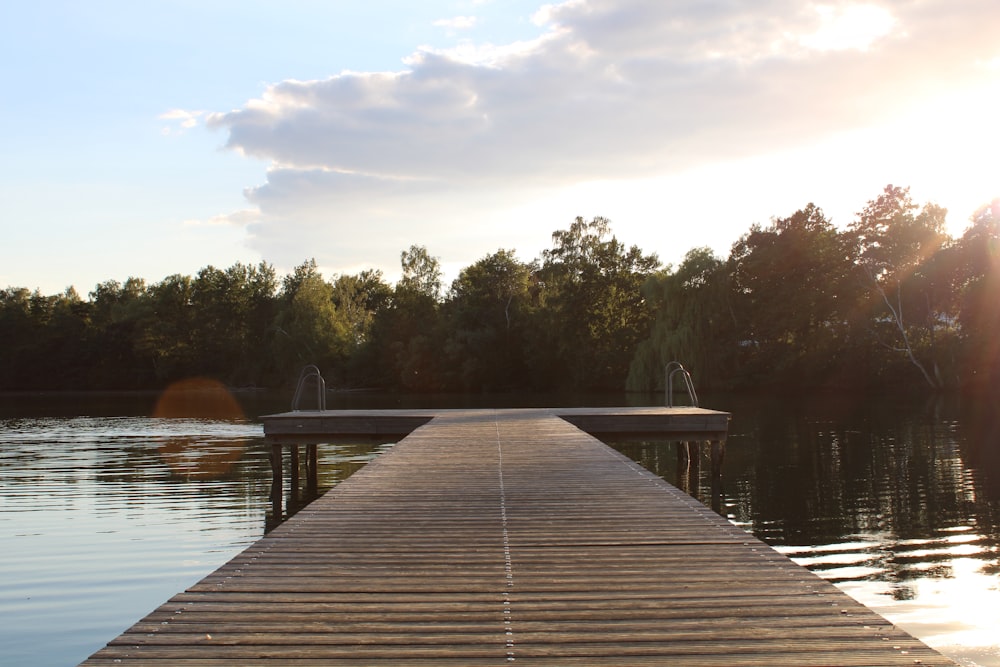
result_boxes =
[190,262,279,385]
[849,185,951,388]
[332,269,393,387]
[273,260,350,384]
[47,287,94,388]
[444,249,534,390]
[533,217,660,390]
[367,248,445,390]
[88,277,154,388]
[0,287,93,389]
[727,204,855,386]
[133,274,198,383]
[627,247,732,392]
[0,288,34,388]
[332,269,393,349]
[955,198,1000,387]
[399,245,442,301]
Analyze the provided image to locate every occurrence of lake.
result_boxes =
[1,390,998,666]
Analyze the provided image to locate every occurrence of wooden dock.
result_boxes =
[260,406,731,519]
[81,409,954,665]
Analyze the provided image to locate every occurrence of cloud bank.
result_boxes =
[204,0,1000,277]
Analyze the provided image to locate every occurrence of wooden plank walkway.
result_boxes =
[81,409,954,666]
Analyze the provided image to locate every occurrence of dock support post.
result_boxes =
[306,444,318,496]
[266,440,322,529]
[269,442,283,522]
[688,441,701,499]
[676,441,689,468]
[710,440,725,479]
[289,445,300,508]
[675,441,690,493]
[710,440,725,514]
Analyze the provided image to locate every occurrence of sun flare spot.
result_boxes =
[153,378,249,479]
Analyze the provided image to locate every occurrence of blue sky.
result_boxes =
[3,0,998,294]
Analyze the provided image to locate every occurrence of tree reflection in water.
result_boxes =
[608,391,1000,666]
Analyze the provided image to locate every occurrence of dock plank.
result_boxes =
[81,409,955,666]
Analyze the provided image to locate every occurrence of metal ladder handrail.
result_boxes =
[665,361,698,408]
[291,364,326,411]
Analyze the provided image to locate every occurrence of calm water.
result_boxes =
[1,391,998,666]
[0,392,393,666]
[612,392,1000,667]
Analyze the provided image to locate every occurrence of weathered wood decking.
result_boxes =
[259,406,732,440]
[261,407,731,519]
[81,409,954,666]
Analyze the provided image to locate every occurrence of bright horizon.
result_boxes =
[2,0,998,295]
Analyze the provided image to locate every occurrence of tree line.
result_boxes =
[2,185,998,394]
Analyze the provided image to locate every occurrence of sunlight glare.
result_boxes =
[801,4,896,52]
[894,79,1000,236]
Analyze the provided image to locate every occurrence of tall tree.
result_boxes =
[849,185,950,387]
[136,274,195,382]
[190,262,279,384]
[728,204,854,386]
[627,247,732,392]
[332,269,392,349]
[368,248,445,390]
[88,277,153,387]
[398,245,443,301]
[534,217,660,390]
[272,260,350,384]
[0,288,35,388]
[332,269,393,387]
[955,198,1000,387]
[444,249,534,390]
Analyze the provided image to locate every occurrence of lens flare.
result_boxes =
[152,377,246,420]
[153,378,249,478]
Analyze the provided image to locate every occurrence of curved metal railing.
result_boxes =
[665,361,698,408]
[291,365,326,411]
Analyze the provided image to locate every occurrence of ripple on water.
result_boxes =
[0,416,270,667]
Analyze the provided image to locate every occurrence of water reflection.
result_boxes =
[608,393,1000,666]
[3,391,999,666]
[266,438,395,531]
[0,414,390,667]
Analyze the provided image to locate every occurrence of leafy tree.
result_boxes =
[727,204,855,386]
[627,247,732,391]
[533,217,660,389]
[398,245,442,301]
[332,269,392,349]
[4,187,996,393]
[46,287,94,388]
[88,277,154,388]
[0,287,93,389]
[0,288,34,387]
[367,248,445,390]
[190,262,279,384]
[273,260,350,384]
[138,274,195,382]
[955,198,1000,387]
[848,185,951,388]
[444,249,534,390]
[333,269,393,387]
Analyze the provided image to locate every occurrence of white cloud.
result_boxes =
[204,0,1000,276]
[160,108,206,135]
[434,16,478,30]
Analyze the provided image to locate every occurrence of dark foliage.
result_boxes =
[3,190,998,393]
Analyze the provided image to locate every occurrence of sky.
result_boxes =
[2,0,998,295]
